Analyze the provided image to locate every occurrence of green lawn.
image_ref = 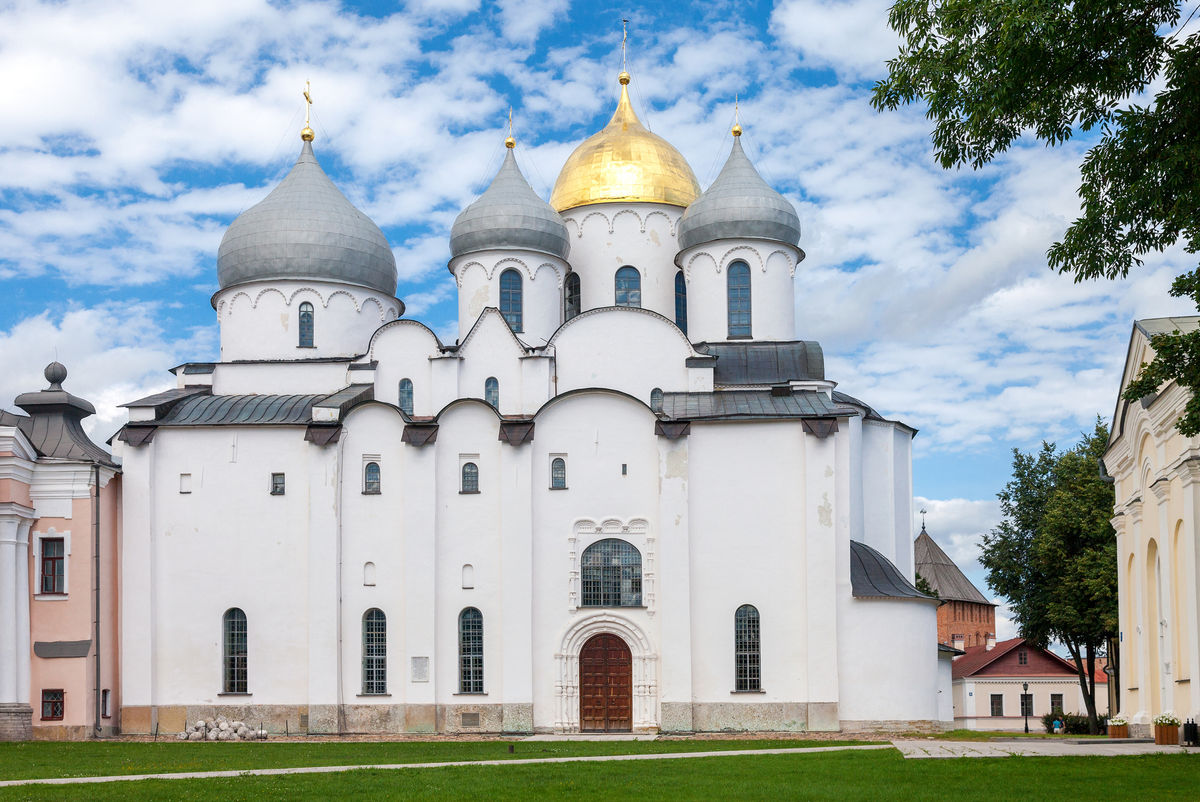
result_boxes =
[2,749,1197,801]
[0,739,872,781]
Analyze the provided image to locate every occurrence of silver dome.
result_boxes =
[450,148,570,260]
[677,137,801,250]
[217,141,398,296]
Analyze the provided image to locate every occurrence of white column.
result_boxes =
[658,433,691,731]
[15,522,30,705]
[804,429,839,729]
[498,437,533,731]
[0,507,35,705]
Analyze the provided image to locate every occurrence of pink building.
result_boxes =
[0,363,120,740]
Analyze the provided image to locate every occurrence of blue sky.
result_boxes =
[2,0,1197,636]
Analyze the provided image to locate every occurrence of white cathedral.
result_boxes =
[110,72,946,735]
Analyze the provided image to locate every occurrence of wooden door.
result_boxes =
[579,633,632,732]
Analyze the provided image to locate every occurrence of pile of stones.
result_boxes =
[177,716,266,741]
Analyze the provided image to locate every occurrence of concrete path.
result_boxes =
[892,739,1196,758]
[0,744,891,788]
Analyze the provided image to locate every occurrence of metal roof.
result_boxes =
[11,365,117,467]
[158,394,323,426]
[694,341,824,384]
[121,387,209,408]
[913,528,993,605]
[217,140,397,295]
[450,148,570,260]
[850,540,936,601]
[659,388,850,421]
[677,135,801,250]
[1135,316,1200,338]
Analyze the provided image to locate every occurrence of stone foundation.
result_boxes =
[691,702,809,732]
[1130,723,1152,739]
[0,703,32,741]
[121,703,525,735]
[839,719,949,734]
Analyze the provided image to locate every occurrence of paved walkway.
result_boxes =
[892,739,1195,758]
[0,744,891,788]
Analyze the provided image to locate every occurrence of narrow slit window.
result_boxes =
[565,273,581,320]
[727,261,751,337]
[299,302,315,347]
[674,271,687,333]
[362,608,387,695]
[735,604,761,692]
[650,388,664,413]
[222,608,247,693]
[364,462,381,494]
[550,457,567,489]
[461,462,479,493]
[398,378,413,416]
[484,377,499,410]
[459,607,484,693]
[615,266,641,307]
[500,269,523,332]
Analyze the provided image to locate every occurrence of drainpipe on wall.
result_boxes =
[92,462,101,738]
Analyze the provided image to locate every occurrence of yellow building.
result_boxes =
[1106,316,1200,736]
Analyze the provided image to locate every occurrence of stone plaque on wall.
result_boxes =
[411,656,429,682]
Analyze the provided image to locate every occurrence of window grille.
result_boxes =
[362,609,387,695]
[484,377,499,409]
[674,271,687,333]
[462,462,479,493]
[615,266,641,307]
[580,539,642,607]
[550,457,567,489]
[223,608,248,693]
[1050,693,1063,715]
[270,473,285,495]
[990,694,1003,717]
[1018,649,1028,665]
[298,302,314,347]
[1020,693,1033,717]
[565,273,581,320]
[40,537,65,594]
[650,388,664,413]
[500,269,523,331]
[727,261,751,337]
[735,604,761,691]
[364,462,381,494]
[40,689,64,720]
[459,607,484,693]
[398,379,414,416]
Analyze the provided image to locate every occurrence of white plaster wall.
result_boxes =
[211,361,353,396]
[676,240,801,343]
[215,280,399,362]
[836,596,939,721]
[860,421,896,561]
[450,253,568,347]
[686,421,808,703]
[457,312,538,416]
[937,655,954,722]
[551,308,694,406]
[561,203,682,322]
[367,321,443,416]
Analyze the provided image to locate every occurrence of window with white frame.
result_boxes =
[40,537,65,595]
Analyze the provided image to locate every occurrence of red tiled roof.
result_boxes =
[951,637,1106,681]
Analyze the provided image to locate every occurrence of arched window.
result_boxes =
[362,608,387,695]
[461,462,479,493]
[564,273,581,320]
[615,266,641,307]
[550,457,567,489]
[222,608,247,693]
[735,604,761,691]
[459,607,484,693]
[364,462,381,494]
[727,261,751,337]
[398,379,413,416]
[674,271,687,333]
[484,377,499,409]
[650,388,664,413]
[581,539,642,607]
[500,268,523,332]
[298,302,314,348]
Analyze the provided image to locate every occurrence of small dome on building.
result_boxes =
[217,140,398,296]
[450,145,570,260]
[550,73,700,212]
[676,134,801,250]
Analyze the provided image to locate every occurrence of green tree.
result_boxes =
[979,421,1118,733]
[915,572,939,599]
[872,1,1200,433]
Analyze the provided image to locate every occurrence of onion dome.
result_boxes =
[450,139,570,260]
[676,130,801,250]
[549,72,700,212]
[217,140,397,296]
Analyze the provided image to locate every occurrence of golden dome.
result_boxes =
[549,75,700,212]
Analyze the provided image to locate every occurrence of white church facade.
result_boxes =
[87,73,946,735]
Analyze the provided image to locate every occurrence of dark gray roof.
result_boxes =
[450,148,570,260]
[850,540,935,601]
[121,387,208,408]
[217,140,397,296]
[693,341,824,385]
[9,363,117,467]
[312,384,373,418]
[914,528,993,605]
[677,136,801,250]
[158,394,324,426]
[660,389,852,421]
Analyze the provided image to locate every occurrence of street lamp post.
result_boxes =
[1023,681,1030,734]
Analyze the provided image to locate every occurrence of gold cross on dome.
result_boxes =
[621,18,628,72]
[301,80,315,142]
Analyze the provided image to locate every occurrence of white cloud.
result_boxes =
[495,0,569,43]
[771,0,898,80]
